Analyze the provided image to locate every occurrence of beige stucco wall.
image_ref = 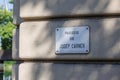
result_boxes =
[20,0,120,18]
[14,0,120,25]
[12,18,120,60]
[13,62,120,80]
[12,0,120,80]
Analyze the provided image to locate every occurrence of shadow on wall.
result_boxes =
[16,62,120,80]
[20,19,120,80]
[18,18,120,59]
[20,0,115,17]
[18,0,120,58]
[17,0,120,80]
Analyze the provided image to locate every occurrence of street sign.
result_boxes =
[55,26,89,54]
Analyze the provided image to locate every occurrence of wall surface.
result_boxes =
[20,0,120,18]
[12,18,120,60]
[13,0,120,80]
[13,0,120,24]
[13,62,120,80]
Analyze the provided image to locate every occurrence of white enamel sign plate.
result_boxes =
[55,26,89,54]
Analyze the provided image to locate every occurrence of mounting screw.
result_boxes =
[56,28,59,31]
[86,27,89,30]
[86,50,89,52]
